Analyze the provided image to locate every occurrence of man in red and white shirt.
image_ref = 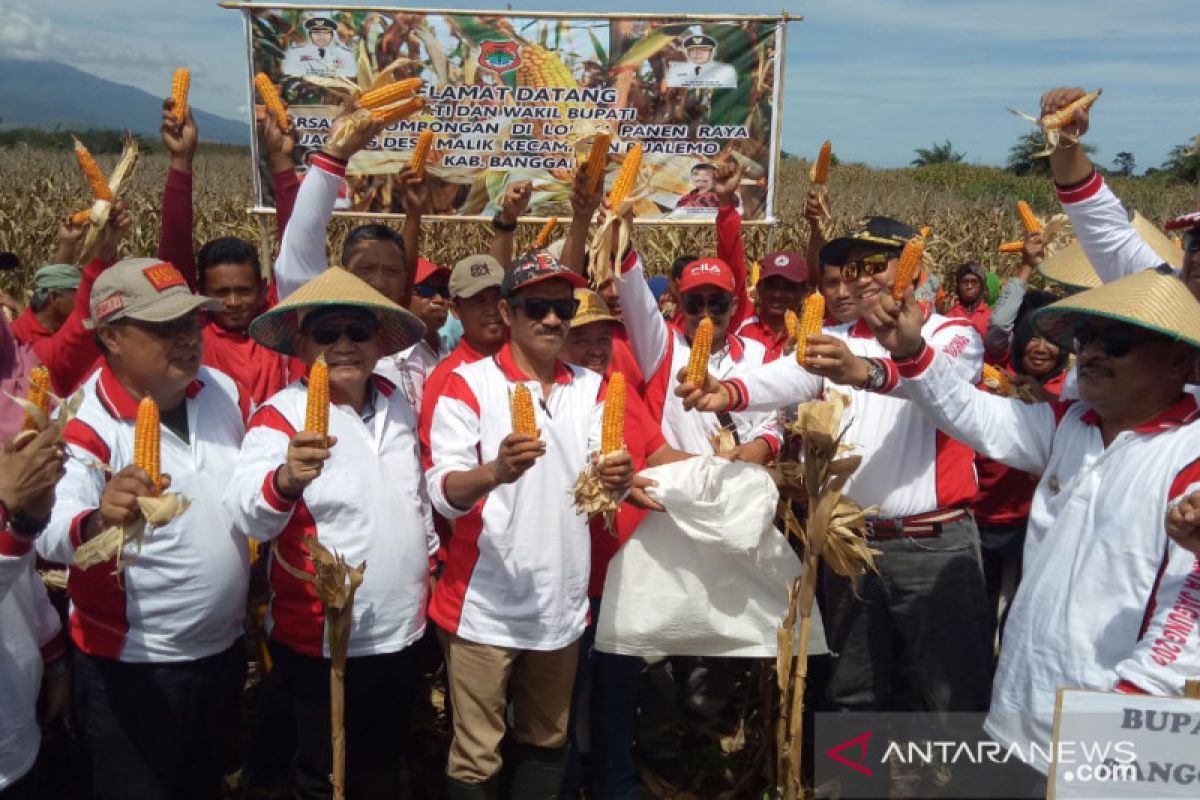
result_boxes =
[426,253,633,797]
[737,250,812,363]
[867,266,1200,774]
[617,253,781,462]
[677,221,995,716]
[39,258,249,799]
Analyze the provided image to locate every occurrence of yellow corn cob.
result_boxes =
[812,140,832,184]
[982,364,1015,397]
[516,43,579,89]
[134,397,162,496]
[607,142,643,208]
[254,73,291,133]
[410,130,434,179]
[1174,236,1184,251]
[749,261,761,288]
[69,209,91,227]
[73,138,112,202]
[998,240,1025,254]
[891,233,925,301]
[582,133,612,194]
[795,293,825,365]
[602,372,626,454]
[784,310,799,339]
[305,355,329,447]
[511,384,538,438]
[1041,88,1102,131]
[170,68,190,123]
[372,96,425,126]
[532,217,558,250]
[1016,200,1041,235]
[22,366,51,433]
[358,78,423,110]
[686,318,713,388]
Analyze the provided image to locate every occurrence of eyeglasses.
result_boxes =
[123,316,200,339]
[508,296,580,322]
[1073,324,1163,358]
[1184,230,1199,253]
[682,292,733,316]
[840,254,892,282]
[414,282,451,299]
[309,321,378,345]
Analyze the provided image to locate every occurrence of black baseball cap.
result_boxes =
[820,217,916,266]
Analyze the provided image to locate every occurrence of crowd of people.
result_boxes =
[2,84,1200,800]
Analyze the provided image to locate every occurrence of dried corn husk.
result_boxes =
[39,569,68,591]
[76,132,139,265]
[72,493,191,571]
[707,426,738,456]
[572,449,625,533]
[587,147,653,289]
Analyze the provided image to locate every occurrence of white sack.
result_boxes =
[595,455,827,658]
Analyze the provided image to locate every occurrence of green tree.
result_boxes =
[911,140,964,167]
[1112,151,1136,177]
[1007,130,1096,176]
[1159,142,1200,184]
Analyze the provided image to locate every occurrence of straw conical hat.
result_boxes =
[1038,211,1182,290]
[1032,265,1200,351]
[249,267,425,356]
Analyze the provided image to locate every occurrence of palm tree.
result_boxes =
[911,140,964,167]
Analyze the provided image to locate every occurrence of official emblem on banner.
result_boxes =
[479,40,521,73]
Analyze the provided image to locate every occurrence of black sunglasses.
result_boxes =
[840,254,892,283]
[1184,230,1199,253]
[1073,323,1163,358]
[414,282,451,299]
[309,321,378,345]
[509,296,580,322]
[682,292,733,316]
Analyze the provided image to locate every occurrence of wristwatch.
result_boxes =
[861,358,887,392]
[490,213,517,233]
[10,508,49,538]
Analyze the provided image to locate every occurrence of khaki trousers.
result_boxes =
[438,627,580,783]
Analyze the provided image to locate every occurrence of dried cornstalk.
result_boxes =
[272,537,365,800]
[770,391,878,799]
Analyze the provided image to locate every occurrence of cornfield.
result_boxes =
[1,146,1194,300]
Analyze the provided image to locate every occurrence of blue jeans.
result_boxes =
[563,597,643,799]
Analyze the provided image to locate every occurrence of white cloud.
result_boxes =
[0,3,52,58]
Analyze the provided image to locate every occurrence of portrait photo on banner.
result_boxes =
[247,7,784,222]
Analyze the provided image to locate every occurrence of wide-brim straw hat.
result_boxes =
[249,267,425,356]
[1032,265,1200,352]
[570,288,622,329]
[1039,211,1182,290]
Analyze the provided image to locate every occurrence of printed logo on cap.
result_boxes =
[774,254,789,267]
[142,263,187,292]
[94,293,125,320]
[470,262,492,277]
[690,262,723,275]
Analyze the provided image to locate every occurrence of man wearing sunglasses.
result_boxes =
[39,258,251,798]
[391,257,453,410]
[616,250,780,463]
[864,265,1200,779]
[426,252,634,799]
[675,217,996,726]
[1040,86,1196,298]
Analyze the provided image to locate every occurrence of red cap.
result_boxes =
[759,251,808,284]
[678,257,735,294]
[414,257,450,285]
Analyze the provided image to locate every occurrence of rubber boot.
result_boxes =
[447,775,499,800]
[507,743,568,800]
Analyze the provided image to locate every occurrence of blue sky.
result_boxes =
[2,0,1196,170]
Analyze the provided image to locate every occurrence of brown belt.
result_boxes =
[865,508,967,540]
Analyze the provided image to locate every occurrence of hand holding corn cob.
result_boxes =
[492,384,546,484]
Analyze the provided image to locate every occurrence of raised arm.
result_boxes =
[613,251,669,379]
[490,180,532,270]
[560,168,604,274]
[1044,87,1165,283]
[258,107,300,247]
[157,97,198,287]
[985,233,1042,361]
[713,161,751,329]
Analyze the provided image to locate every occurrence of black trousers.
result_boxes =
[822,516,994,713]
[73,639,246,800]
[269,641,421,800]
